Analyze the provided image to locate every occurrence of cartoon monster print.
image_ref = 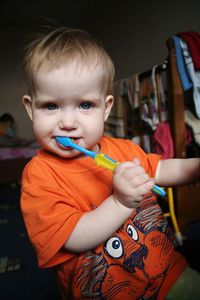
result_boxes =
[74,228,149,299]
[73,194,175,299]
[132,195,175,279]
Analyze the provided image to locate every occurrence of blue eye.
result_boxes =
[46,103,58,110]
[80,102,92,110]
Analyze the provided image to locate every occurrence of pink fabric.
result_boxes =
[185,125,193,145]
[152,122,174,159]
[0,147,37,160]
[178,31,200,70]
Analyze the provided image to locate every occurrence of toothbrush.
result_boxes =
[56,136,166,197]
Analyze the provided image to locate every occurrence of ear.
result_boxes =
[22,95,33,121]
[104,95,114,121]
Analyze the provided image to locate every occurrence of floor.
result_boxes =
[0,182,199,300]
[0,183,60,300]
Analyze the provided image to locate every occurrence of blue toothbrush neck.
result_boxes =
[56,136,96,158]
[69,142,96,158]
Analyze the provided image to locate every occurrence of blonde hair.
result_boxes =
[22,27,115,96]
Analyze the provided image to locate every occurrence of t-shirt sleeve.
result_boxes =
[121,139,162,177]
[21,160,84,268]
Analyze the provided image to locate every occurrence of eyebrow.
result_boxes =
[34,98,57,104]
[81,98,101,102]
[34,98,56,108]
[34,96,102,106]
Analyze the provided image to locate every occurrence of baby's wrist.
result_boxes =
[112,195,135,212]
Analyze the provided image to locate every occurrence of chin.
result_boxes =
[55,148,81,159]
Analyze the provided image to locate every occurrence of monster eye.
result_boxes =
[127,224,138,241]
[104,236,123,258]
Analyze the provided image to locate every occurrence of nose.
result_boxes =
[59,111,77,131]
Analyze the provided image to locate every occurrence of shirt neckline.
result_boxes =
[37,136,110,173]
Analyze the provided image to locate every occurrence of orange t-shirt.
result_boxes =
[21,136,187,299]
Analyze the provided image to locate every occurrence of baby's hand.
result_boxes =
[112,158,155,208]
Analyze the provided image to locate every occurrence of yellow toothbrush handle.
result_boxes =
[94,153,166,197]
[94,153,119,171]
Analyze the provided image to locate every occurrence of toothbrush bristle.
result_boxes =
[65,137,72,146]
[56,136,73,147]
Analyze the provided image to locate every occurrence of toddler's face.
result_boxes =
[23,63,113,158]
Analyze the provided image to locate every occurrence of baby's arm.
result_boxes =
[63,159,155,253]
[155,158,200,187]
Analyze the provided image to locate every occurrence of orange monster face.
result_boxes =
[73,197,174,299]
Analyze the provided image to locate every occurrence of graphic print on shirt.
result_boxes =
[73,195,175,299]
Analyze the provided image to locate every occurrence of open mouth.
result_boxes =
[56,136,81,150]
[68,137,80,144]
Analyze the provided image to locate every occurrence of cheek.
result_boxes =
[86,114,104,130]
[90,120,104,139]
[82,115,104,141]
[32,116,50,135]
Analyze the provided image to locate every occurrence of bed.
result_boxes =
[0,143,38,184]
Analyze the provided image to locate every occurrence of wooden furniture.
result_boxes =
[106,39,200,232]
[167,38,200,231]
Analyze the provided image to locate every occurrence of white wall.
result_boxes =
[1,0,200,139]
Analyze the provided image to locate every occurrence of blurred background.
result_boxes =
[0,1,200,299]
[1,0,200,140]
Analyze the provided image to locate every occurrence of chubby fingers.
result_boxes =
[132,157,141,166]
[114,159,144,179]
[132,177,155,198]
[114,159,155,194]
[112,159,155,208]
